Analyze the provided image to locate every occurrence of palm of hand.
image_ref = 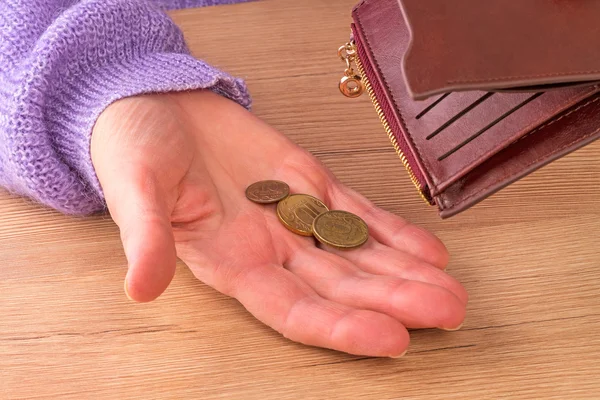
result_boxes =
[92,91,467,357]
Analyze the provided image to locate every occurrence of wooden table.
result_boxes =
[2,1,600,398]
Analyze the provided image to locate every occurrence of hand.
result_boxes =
[91,90,467,357]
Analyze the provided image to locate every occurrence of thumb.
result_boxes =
[105,169,177,303]
[90,96,192,302]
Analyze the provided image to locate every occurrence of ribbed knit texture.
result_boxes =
[0,0,251,215]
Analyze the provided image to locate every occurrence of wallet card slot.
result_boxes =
[411,91,538,158]
[420,87,599,193]
[437,92,544,161]
[415,93,450,120]
[426,92,494,140]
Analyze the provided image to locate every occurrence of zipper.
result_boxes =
[338,39,431,204]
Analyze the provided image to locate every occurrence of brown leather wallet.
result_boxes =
[339,0,600,218]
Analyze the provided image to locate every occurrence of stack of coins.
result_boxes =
[245,180,369,249]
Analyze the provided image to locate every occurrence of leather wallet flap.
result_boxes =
[398,0,600,100]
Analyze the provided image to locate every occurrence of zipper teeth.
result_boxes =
[353,51,429,203]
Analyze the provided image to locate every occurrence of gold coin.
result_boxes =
[245,180,290,204]
[312,210,369,249]
[277,194,329,236]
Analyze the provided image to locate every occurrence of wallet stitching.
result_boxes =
[355,5,435,187]
[439,95,600,210]
[449,72,600,85]
[510,93,600,147]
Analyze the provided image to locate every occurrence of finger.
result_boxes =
[286,247,466,330]
[321,239,468,305]
[207,260,410,357]
[102,168,177,303]
[328,184,449,269]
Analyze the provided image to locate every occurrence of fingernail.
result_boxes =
[124,279,133,301]
[390,349,408,359]
[441,323,463,332]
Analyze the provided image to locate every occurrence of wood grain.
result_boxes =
[2,0,600,398]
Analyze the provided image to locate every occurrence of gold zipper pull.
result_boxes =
[338,42,364,98]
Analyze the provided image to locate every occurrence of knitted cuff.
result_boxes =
[2,0,251,215]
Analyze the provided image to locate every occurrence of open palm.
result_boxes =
[92,91,467,357]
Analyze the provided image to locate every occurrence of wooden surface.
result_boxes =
[2,1,600,398]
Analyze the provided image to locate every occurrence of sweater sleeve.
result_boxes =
[0,0,251,215]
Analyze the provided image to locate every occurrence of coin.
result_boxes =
[245,180,290,204]
[312,210,369,249]
[276,194,329,236]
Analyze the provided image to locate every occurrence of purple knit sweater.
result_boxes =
[0,0,251,215]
